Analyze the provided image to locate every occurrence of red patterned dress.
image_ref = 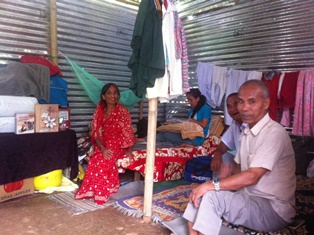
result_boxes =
[75,102,136,204]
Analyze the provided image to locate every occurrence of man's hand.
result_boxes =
[189,181,213,208]
[211,142,229,173]
[211,154,222,173]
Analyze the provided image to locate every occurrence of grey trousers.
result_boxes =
[183,190,289,235]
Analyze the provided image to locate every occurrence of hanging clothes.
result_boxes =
[174,10,189,92]
[146,0,185,102]
[277,71,299,127]
[278,71,299,109]
[128,0,165,98]
[210,64,227,108]
[293,70,314,137]
[262,72,282,121]
[196,62,215,107]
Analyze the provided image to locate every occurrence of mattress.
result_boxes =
[0,95,38,117]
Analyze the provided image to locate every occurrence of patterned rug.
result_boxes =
[115,176,314,235]
[114,183,198,222]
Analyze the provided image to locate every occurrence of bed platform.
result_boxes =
[117,136,220,182]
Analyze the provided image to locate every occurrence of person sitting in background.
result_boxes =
[75,83,136,205]
[211,92,246,178]
[183,79,296,235]
[155,88,212,147]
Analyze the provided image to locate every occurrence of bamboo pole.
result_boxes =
[143,98,157,222]
[50,0,58,65]
[133,100,145,181]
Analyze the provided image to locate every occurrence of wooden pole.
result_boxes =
[139,100,144,120]
[50,0,58,65]
[143,98,157,222]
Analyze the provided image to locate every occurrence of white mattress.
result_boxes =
[0,95,38,117]
[0,117,15,133]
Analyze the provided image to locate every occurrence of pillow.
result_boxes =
[156,121,204,140]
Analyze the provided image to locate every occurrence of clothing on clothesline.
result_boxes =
[146,0,188,102]
[196,62,214,107]
[128,0,165,98]
[262,72,282,121]
[293,69,314,137]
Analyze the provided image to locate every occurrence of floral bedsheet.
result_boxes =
[117,136,220,182]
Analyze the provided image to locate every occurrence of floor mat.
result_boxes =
[115,177,314,235]
[114,183,198,223]
[47,191,115,215]
[47,181,145,216]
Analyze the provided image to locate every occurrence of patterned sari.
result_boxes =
[75,102,136,204]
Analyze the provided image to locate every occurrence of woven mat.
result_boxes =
[47,181,144,216]
[47,191,115,215]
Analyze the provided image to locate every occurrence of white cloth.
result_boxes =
[146,2,183,102]
[210,65,227,108]
[247,71,263,80]
[235,113,296,222]
[196,62,215,107]
[37,176,78,194]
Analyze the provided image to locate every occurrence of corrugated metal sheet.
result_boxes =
[56,0,167,137]
[167,0,314,120]
[178,0,314,71]
[0,0,167,138]
[1,0,313,136]
[0,0,49,64]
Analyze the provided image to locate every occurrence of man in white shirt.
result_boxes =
[211,92,246,178]
[183,79,296,235]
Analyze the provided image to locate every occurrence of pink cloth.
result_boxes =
[292,70,314,137]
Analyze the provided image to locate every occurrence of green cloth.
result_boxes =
[64,55,142,110]
[128,0,165,98]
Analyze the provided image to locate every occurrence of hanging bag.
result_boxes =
[184,156,213,183]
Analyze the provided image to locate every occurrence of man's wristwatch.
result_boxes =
[212,178,220,191]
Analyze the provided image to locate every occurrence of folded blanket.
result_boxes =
[157,122,204,140]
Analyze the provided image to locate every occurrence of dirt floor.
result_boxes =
[0,171,172,235]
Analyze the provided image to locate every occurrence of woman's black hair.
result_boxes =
[186,88,207,118]
[100,83,120,106]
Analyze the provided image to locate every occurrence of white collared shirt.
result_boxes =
[235,113,296,223]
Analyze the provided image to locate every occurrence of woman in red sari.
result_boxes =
[75,83,136,205]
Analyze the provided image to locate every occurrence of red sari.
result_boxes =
[75,102,136,204]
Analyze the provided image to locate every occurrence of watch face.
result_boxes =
[213,178,219,184]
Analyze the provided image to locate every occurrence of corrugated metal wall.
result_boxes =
[56,0,140,137]
[0,0,167,138]
[0,0,49,64]
[167,0,314,119]
[1,0,313,136]
[57,0,167,137]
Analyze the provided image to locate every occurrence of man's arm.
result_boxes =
[190,167,268,208]
[211,141,229,172]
